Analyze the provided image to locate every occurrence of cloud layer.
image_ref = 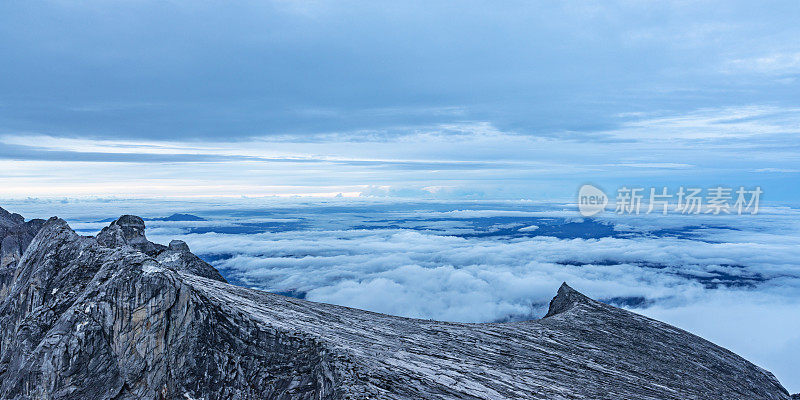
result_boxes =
[2,197,798,390]
[2,104,799,201]
[12,198,795,389]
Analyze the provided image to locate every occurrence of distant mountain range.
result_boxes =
[0,206,793,399]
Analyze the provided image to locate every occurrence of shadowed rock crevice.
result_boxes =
[0,208,792,400]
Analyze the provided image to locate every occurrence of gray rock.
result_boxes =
[96,216,225,283]
[0,207,25,227]
[156,242,225,282]
[97,214,162,256]
[0,207,45,297]
[168,240,190,252]
[0,212,792,400]
[0,207,45,267]
[114,214,147,240]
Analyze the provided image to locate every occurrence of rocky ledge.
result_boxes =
[0,207,792,399]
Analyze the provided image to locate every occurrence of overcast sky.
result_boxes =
[1,0,799,200]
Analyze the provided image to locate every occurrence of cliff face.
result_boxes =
[0,208,45,299]
[0,207,791,400]
[0,208,44,266]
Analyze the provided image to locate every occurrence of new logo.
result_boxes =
[578,184,608,216]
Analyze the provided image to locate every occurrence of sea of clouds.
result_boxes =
[5,197,800,391]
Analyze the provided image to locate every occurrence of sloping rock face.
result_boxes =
[0,207,45,269]
[0,211,792,400]
[0,207,45,298]
[0,217,335,400]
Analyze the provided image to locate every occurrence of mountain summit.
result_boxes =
[0,207,791,399]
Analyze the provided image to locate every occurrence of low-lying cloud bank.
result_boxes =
[5,198,800,391]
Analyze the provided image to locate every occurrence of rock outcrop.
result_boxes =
[0,209,792,399]
[96,214,226,282]
[0,207,45,298]
[0,207,45,268]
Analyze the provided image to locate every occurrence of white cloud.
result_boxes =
[169,205,800,390]
[2,104,800,201]
[755,168,800,173]
[641,290,800,393]
[4,198,800,390]
[607,105,800,140]
[725,52,800,75]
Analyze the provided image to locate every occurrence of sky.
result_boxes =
[1,0,799,200]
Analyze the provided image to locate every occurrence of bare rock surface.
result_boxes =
[0,207,45,267]
[0,210,792,400]
[0,207,45,298]
[96,214,226,282]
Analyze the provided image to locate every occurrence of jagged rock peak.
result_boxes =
[0,206,25,227]
[43,215,69,227]
[92,214,226,283]
[544,282,593,318]
[168,239,190,252]
[34,217,79,243]
[96,214,161,256]
[0,207,48,271]
[110,214,147,243]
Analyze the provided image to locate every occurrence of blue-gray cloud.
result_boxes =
[1,0,799,140]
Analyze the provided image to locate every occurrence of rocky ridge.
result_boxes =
[95,214,226,282]
[0,207,45,298]
[0,207,792,399]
